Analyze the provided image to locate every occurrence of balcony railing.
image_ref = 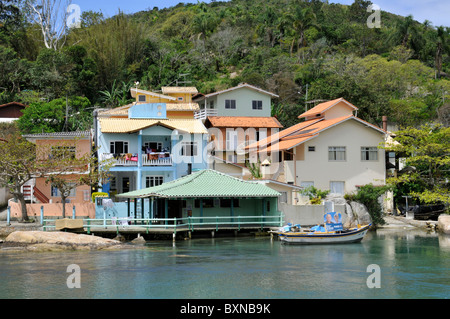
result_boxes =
[194,108,218,120]
[101,153,138,166]
[143,153,173,166]
[100,153,173,166]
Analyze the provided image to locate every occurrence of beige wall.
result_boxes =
[285,119,386,194]
[9,201,95,219]
[35,138,91,160]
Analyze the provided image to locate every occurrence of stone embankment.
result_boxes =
[438,214,450,235]
[1,230,126,252]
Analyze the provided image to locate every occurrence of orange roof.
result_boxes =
[253,115,385,153]
[258,134,318,153]
[298,98,358,119]
[246,118,322,150]
[206,116,283,128]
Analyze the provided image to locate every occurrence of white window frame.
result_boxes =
[226,130,238,151]
[330,181,345,195]
[146,176,164,188]
[110,141,129,154]
[144,142,163,152]
[328,146,346,161]
[181,142,198,157]
[361,147,378,161]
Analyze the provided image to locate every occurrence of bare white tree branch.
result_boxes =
[26,0,72,50]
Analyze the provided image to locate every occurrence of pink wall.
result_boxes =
[9,201,95,219]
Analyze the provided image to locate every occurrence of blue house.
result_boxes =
[95,86,209,211]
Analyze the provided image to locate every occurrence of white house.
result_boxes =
[247,98,387,196]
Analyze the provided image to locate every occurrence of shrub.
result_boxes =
[347,184,392,226]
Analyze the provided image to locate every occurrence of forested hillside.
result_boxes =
[1,0,449,132]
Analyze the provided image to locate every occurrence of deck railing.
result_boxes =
[41,215,284,234]
[194,109,218,120]
[100,153,173,166]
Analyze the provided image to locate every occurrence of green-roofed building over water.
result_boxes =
[115,169,283,231]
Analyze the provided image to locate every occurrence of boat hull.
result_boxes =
[277,225,370,244]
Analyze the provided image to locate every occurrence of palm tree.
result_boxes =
[290,6,318,57]
[435,26,450,79]
[389,15,424,55]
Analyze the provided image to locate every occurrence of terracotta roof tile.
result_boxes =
[206,116,283,128]
[298,98,358,118]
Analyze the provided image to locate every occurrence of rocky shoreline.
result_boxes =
[0,229,145,252]
[0,214,449,253]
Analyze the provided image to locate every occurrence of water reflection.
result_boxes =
[0,230,448,299]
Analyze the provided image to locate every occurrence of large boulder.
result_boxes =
[3,231,122,251]
[437,214,450,235]
[344,201,373,228]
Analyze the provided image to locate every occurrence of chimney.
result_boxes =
[382,116,388,131]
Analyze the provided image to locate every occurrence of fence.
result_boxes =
[40,214,284,234]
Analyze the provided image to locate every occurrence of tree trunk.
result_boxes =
[13,191,29,222]
[61,194,67,219]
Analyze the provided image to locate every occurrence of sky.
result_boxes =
[70,0,449,28]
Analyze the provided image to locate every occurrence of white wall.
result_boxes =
[285,119,386,194]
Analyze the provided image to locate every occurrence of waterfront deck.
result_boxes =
[41,215,284,239]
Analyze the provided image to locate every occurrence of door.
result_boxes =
[122,177,130,193]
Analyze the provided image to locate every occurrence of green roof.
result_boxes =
[116,169,281,199]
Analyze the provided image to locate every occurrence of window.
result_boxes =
[279,192,288,203]
[220,199,239,207]
[181,142,198,156]
[308,146,315,152]
[83,190,90,202]
[51,184,76,197]
[361,147,378,161]
[256,129,267,141]
[195,199,215,208]
[110,141,128,154]
[209,100,214,109]
[138,95,146,102]
[177,97,184,101]
[51,146,76,159]
[225,99,236,109]
[146,176,164,188]
[328,146,346,161]
[144,142,162,152]
[252,100,262,110]
[226,130,238,150]
[330,181,345,195]
[227,154,237,163]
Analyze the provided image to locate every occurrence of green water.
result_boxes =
[0,228,449,299]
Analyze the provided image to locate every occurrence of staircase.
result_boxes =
[22,185,50,203]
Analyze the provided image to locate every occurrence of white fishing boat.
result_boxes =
[274,212,371,244]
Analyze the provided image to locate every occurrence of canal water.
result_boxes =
[0,228,449,299]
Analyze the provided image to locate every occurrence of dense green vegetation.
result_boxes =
[1,0,449,131]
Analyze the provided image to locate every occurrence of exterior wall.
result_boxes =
[34,177,91,204]
[184,197,279,219]
[281,203,346,226]
[202,87,272,117]
[323,102,354,120]
[8,201,95,219]
[35,138,91,160]
[0,187,12,207]
[284,120,386,194]
[97,125,208,193]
